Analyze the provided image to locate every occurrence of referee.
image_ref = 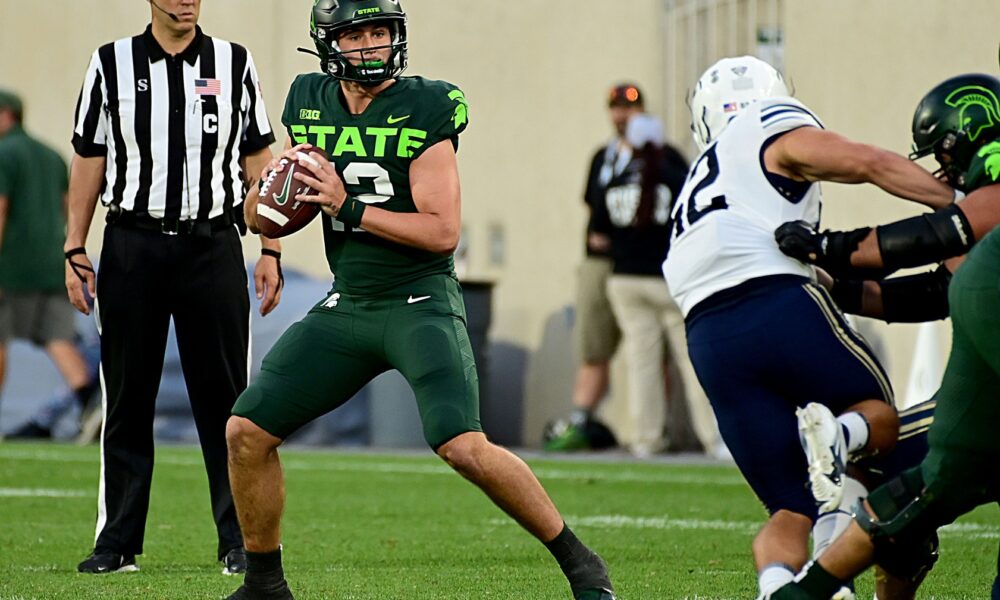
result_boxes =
[66,0,281,575]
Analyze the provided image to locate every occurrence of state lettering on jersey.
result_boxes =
[288,124,427,158]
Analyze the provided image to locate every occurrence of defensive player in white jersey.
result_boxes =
[661,56,956,598]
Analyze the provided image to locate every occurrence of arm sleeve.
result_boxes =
[71,50,110,158]
[239,50,276,155]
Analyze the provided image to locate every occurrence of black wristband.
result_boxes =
[64,247,87,259]
[337,198,367,229]
[261,248,284,290]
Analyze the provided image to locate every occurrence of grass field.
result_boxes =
[0,442,996,599]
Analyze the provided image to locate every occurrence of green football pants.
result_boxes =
[233,274,482,448]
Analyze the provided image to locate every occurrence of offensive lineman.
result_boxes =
[223,2,615,599]
[772,73,1000,599]
[661,56,956,598]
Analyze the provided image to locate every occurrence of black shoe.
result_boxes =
[222,547,247,575]
[567,552,614,600]
[225,580,294,600]
[7,422,52,439]
[77,551,139,573]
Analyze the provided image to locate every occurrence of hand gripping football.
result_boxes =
[255,147,327,238]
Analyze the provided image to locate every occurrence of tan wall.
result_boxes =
[783,0,1000,402]
[0,0,668,444]
[1,0,996,444]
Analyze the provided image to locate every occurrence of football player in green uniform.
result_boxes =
[224,2,616,599]
[770,73,1000,599]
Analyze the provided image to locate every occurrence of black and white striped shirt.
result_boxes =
[72,25,274,221]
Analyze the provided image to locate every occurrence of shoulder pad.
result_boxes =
[756,97,825,135]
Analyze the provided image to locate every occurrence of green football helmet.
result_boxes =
[909,73,1000,191]
[309,0,408,85]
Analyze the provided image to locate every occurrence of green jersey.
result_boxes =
[0,125,69,292]
[281,75,469,295]
[965,139,1000,191]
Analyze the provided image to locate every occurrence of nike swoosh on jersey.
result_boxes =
[387,114,411,124]
[407,295,431,304]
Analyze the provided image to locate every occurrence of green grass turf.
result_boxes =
[0,442,996,599]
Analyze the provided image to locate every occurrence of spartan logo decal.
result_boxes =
[978,140,1000,182]
[945,85,1000,142]
[448,90,469,130]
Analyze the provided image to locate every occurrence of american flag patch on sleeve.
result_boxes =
[194,79,222,96]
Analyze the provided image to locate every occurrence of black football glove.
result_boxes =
[775,220,890,280]
[774,220,827,264]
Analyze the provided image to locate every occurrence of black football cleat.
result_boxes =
[77,551,139,574]
[225,580,295,600]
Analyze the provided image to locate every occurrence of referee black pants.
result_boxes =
[93,223,248,560]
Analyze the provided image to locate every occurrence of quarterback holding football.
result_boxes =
[229,1,616,599]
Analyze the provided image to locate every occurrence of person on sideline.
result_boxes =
[0,90,95,437]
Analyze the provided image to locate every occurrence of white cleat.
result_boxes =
[831,586,856,600]
[796,402,847,513]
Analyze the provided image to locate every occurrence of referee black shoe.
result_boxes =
[77,551,139,573]
[222,547,247,575]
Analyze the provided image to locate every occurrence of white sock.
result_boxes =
[837,412,869,454]
[758,562,796,597]
[812,476,867,559]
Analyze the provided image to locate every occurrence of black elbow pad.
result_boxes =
[876,204,974,270]
[879,265,952,323]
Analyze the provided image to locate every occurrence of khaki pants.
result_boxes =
[606,274,719,454]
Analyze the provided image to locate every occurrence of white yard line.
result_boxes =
[2,447,998,540]
[489,514,1000,540]
[0,488,89,498]
[0,447,745,486]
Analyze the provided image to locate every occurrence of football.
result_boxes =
[255,147,327,238]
